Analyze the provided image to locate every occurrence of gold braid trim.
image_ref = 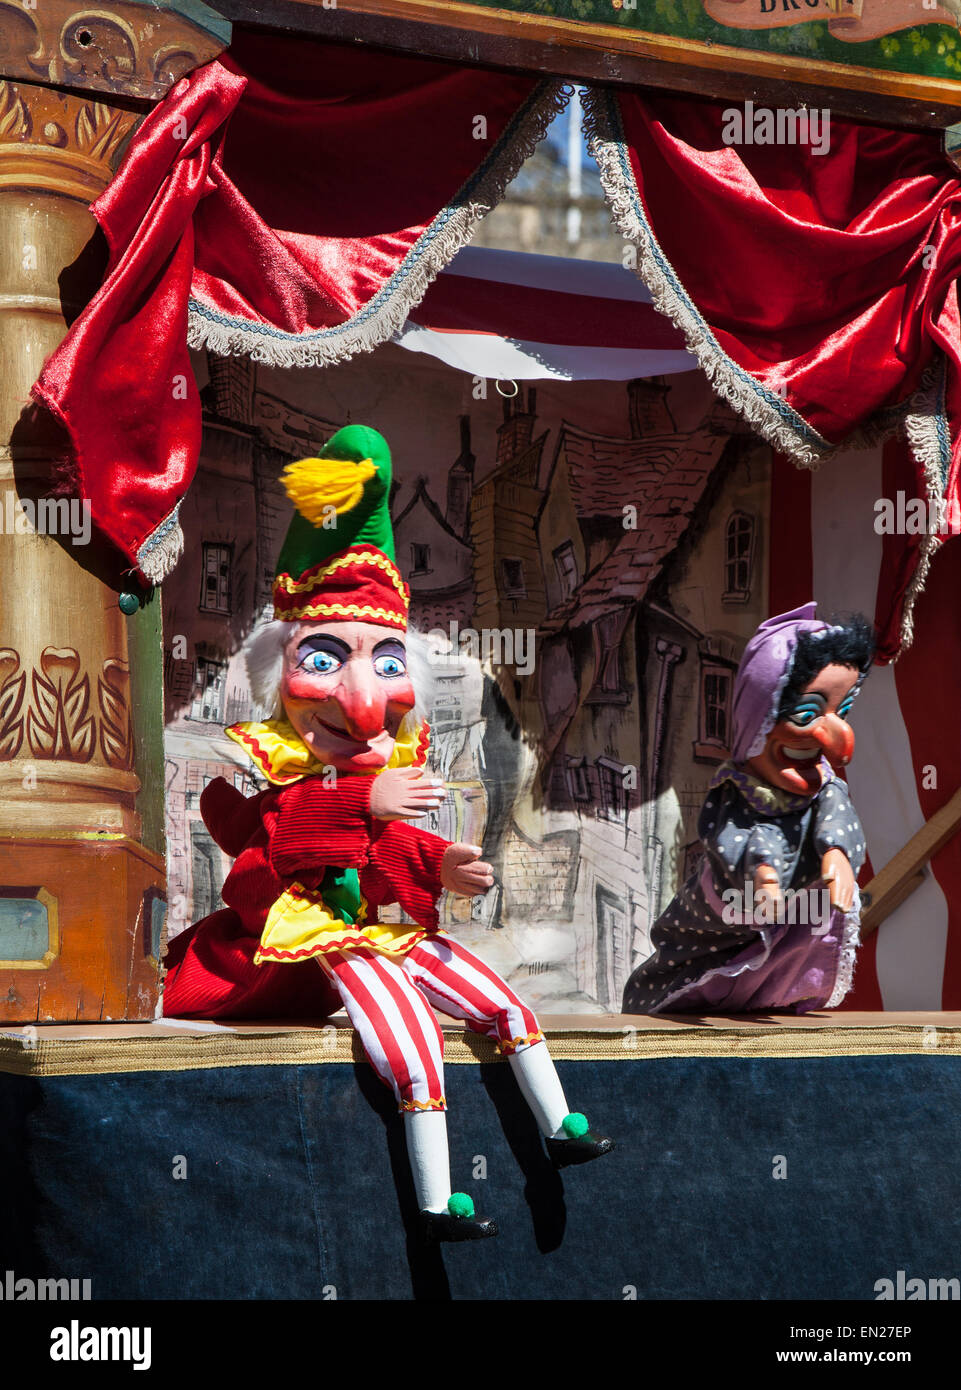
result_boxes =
[400,1097,447,1113]
[6,1021,961,1078]
[280,600,408,624]
[275,549,407,602]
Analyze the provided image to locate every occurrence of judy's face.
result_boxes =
[280,620,416,771]
[746,662,860,796]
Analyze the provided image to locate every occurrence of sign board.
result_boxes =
[308,0,961,129]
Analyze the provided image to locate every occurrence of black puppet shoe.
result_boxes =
[419,1193,498,1243]
[545,1112,615,1169]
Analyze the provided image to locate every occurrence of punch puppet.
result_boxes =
[623,604,873,1015]
[162,425,612,1240]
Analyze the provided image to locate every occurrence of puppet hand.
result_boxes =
[369,768,445,821]
[753,865,783,923]
[821,847,855,912]
[441,843,495,897]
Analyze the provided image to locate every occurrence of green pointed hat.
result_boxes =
[272,424,409,629]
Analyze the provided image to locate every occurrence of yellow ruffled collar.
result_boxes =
[226,715,430,786]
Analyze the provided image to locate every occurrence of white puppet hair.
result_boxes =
[244,617,289,719]
[242,618,436,732]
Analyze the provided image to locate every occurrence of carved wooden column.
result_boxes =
[0,2,228,1020]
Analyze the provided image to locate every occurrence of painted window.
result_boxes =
[566,756,592,803]
[586,609,631,704]
[200,542,232,614]
[190,658,227,723]
[501,557,527,597]
[553,541,579,600]
[190,822,225,921]
[410,543,431,575]
[597,756,629,822]
[724,511,754,601]
[694,660,736,761]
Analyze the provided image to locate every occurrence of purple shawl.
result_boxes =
[730,603,829,763]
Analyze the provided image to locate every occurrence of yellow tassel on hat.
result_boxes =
[280,456,377,526]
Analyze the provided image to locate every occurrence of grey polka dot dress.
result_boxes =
[622,766,865,1014]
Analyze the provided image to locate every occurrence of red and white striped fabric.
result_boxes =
[394,245,695,381]
[318,935,543,1111]
[771,447,961,1010]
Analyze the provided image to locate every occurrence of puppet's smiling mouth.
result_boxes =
[309,715,370,746]
[773,742,824,793]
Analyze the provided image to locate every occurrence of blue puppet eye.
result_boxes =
[837,697,855,721]
[304,650,342,675]
[373,653,407,679]
[788,700,821,728]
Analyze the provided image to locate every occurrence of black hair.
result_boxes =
[778,612,875,719]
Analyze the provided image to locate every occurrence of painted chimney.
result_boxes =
[628,377,676,437]
[496,386,537,466]
[446,414,475,538]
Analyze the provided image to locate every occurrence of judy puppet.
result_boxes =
[624,604,874,1015]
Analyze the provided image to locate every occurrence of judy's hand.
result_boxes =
[369,768,445,821]
[821,847,856,912]
[753,864,783,921]
[441,843,495,897]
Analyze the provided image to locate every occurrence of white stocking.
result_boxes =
[508,1041,570,1138]
[404,1110,453,1213]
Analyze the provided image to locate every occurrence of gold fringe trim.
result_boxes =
[894,359,951,657]
[186,80,572,371]
[583,83,954,658]
[136,503,184,583]
[3,1020,960,1077]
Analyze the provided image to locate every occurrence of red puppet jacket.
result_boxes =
[161,774,449,1021]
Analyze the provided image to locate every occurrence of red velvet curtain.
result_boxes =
[31,38,961,647]
[584,87,961,654]
[31,31,564,585]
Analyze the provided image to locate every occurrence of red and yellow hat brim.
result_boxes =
[272,546,409,629]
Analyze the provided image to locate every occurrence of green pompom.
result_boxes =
[562,1112,589,1139]
[447,1192,475,1219]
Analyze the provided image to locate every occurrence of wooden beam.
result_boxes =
[212,0,961,132]
[860,788,961,935]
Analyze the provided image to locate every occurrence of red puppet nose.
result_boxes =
[337,688,388,741]
[810,713,855,769]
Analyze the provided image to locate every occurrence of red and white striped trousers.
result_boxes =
[317,932,543,1112]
